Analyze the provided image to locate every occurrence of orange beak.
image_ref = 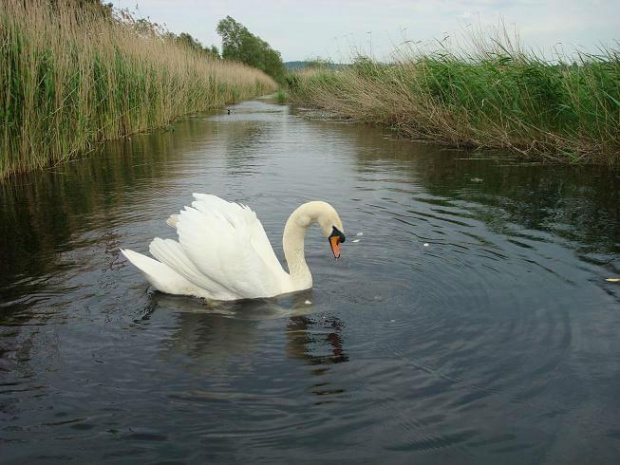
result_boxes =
[329,235,341,259]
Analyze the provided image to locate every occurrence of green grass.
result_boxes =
[289,45,620,163]
[0,0,278,178]
[276,89,288,104]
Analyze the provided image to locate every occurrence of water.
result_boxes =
[1,98,619,464]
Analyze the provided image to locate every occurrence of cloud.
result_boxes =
[112,0,619,61]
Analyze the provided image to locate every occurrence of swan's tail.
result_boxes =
[148,238,236,301]
[120,248,212,299]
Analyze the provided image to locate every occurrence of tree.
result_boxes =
[216,16,284,82]
[216,16,247,61]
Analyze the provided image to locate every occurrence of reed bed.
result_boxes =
[290,44,620,163]
[0,0,277,177]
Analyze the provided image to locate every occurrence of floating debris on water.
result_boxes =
[357,232,363,236]
[423,243,429,247]
[352,239,360,243]
[305,300,312,305]
[605,278,620,283]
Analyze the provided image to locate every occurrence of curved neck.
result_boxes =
[282,202,325,289]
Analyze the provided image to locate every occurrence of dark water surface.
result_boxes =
[1,98,620,464]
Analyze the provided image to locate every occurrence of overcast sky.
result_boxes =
[109,0,619,62]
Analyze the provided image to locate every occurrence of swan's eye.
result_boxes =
[330,226,345,243]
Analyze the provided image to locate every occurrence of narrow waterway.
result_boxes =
[1,97,619,464]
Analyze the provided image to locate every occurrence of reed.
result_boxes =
[0,0,277,177]
[290,41,620,163]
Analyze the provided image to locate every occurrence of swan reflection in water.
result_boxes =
[144,290,349,400]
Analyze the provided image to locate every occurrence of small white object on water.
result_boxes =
[423,243,430,247]
[357,232,363,236]
[352,239,360,243]
[305,300,312,305]
[606,278,620,283]
[390,320,396,323]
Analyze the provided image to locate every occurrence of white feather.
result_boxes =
[120,248,212,299]
[149,238,237,300]
[177,202,286,298]
[166,214,179,228]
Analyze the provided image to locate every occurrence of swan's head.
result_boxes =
[315,202,346,259]
[287,201,346,259]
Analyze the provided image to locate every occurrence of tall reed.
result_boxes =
[0,0,277,177]
[290,43,620,163]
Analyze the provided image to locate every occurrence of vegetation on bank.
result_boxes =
[288,43,620,163]
[217,16,286,84]
[0,0,277,178]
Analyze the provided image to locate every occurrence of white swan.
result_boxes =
[121,194,345,301]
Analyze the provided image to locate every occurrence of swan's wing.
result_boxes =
[120,248,214,299]
[193,194,285,276]
[149,238,238,301]
[192,194,286,277]
[176,194,288,298]
[242,205,288,277]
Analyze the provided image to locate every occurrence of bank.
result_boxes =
[0,0,277,178]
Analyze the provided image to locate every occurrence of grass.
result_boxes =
[0,0,278,178]
[289,39,620,164]
[276,89,288,104]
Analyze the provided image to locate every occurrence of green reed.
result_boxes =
[290,45,620,163]
[0,0,277,178]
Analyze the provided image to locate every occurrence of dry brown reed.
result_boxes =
[0,0,277,177]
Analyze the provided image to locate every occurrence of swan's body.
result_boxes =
[121,194,345,301]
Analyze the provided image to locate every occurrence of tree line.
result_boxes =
[43,2,285,82]
[169,16,286,82]
[216,16,285,83]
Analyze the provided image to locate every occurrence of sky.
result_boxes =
[109,0,619,62]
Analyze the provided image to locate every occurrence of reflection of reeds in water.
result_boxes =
[0,130,180,287]
[0,0,277,177]
[290,33,620,163]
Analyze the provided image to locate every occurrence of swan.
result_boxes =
[121,194,345,301]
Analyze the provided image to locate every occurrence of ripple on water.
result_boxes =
[0,99,619,464]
